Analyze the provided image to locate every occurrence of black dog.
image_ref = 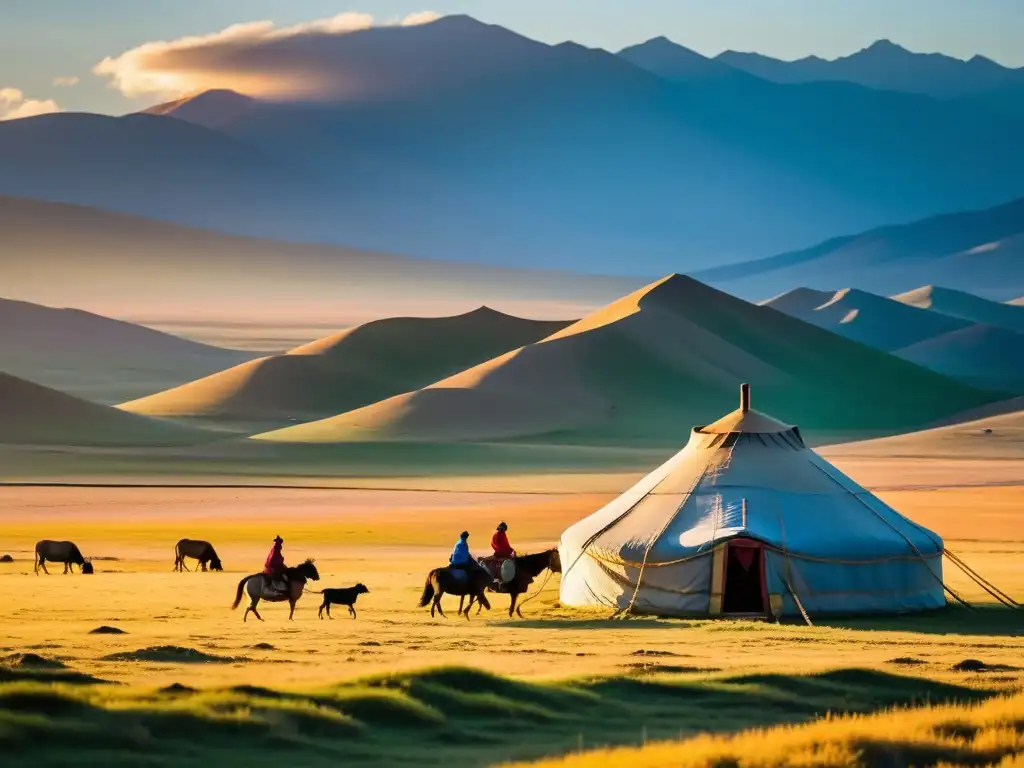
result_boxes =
[315,584,369,619]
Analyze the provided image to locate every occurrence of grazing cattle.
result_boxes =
[174,539,223,572]
[35,540,86,575]
[313,584,369,619]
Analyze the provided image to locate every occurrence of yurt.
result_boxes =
[558,385,946,618]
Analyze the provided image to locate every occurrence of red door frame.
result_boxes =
[722,537,769,615]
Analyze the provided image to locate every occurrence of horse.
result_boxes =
[174,539,223,572]
[230,559,319,622]
[418,566,492,619]
[34,540,86,575]
[462,548,562,618]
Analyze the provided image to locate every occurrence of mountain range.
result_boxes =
[1,15,1023,276]
[716,39,1024,99]
[696,196,1024,300]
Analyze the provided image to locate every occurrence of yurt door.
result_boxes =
[721,538,768,616]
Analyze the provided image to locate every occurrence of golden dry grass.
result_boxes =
[506,690,1024,768]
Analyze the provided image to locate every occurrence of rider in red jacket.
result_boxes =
[263,535,290,595]
[491,522,515,559]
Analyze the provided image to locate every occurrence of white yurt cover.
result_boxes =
[558,386,945,617]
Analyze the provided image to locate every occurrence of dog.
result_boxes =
[315,583,369,619]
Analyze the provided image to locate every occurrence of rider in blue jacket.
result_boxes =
[449,531,475,571]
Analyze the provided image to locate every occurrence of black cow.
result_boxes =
[174,539,223,572]
[35,540,86,575]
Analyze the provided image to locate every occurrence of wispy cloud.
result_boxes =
[53,76,81,87]
[401,11,441,26]
[93,10,442,101]
[0,87,61,120]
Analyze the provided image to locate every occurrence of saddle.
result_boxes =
[479,557,516,589]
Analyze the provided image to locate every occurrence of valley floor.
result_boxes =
[1,459,1022,765]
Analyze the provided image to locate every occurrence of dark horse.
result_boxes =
[419,566,492,619]
[35,540,86,575]
[174,539,223,572]
[462,549,562,618]
[230,559,319,622]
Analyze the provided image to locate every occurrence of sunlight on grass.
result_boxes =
[507,691,1024,767]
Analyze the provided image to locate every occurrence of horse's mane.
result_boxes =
[303,557,316,565]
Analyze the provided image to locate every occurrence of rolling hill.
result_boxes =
[253,275,996,446]
[0,372,213,447]
[0,297,255,404]
[762,287,970,351]
[119,308,570,423]
[0,195,637,337]
[893,285,1024,333]
[696,197,1024,300]
[825,399,1024,460]
[894,324,1024,393]
[4,16,1024,274]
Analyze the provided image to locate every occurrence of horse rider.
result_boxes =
[264,535,291,596]
[491,522,515,560]
[449,531,483,577]
[487,521,516,587]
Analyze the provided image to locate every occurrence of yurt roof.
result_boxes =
[697,383,797,436]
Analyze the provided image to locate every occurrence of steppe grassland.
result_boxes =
[1,456,1022,692]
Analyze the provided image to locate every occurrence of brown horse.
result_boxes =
[418,566,492,619]
[230,559,319,622]
[462,549,561,618]
[174,539,223,572]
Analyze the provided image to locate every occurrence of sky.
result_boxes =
[2,0,1022,116]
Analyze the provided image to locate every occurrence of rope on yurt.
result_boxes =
[771,491,813,626]
[616,446,726,618]
[808,460,975,611]
[942,550,1020,609]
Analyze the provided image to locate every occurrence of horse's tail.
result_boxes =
[230,575,249,609]
[418,572,436,607]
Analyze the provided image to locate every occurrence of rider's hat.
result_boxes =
[497,521,508,531]
[460,530,470,539]
[274,535,284,543]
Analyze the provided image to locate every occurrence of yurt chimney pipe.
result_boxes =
[740,383,750,413]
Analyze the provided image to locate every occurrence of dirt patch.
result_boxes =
[624,662,720,674]
[0,554,13,563]
[951,659,1020,673]
[89,626,127,635]
[630,649,682,657]
[251,643,275,651]
[160,682,197,694]
[3,653,68,670]
[101,646,243,664]
[887,657,927,666]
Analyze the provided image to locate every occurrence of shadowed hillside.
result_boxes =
[0,297,255,404]
[254,275,996,446]
[763,287,970,351]
[0,373,213,447]
[895,325,1024,393]
[119,309,570,423]
[893,285,1024,333]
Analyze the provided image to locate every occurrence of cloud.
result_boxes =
[401,11,441,26]
[94,10,442,101]
[0,87,61,120]
[53,76,81,87]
